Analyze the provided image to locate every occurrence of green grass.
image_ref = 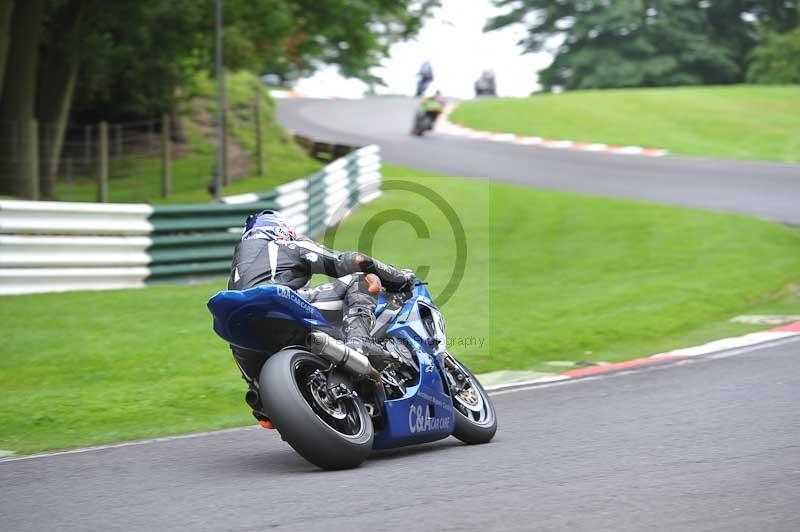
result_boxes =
[2,164,799,453]
[53,71,321,204]
[450,85,800,163]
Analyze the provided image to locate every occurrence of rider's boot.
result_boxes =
[342,274,397,371]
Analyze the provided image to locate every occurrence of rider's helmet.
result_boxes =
[242,210,297,241]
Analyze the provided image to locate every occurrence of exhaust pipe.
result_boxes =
[244,387,260,409]
[306,331,381,383]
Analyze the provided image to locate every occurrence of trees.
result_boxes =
[747,26,800,84]
[746,4,800,84]
[0,1,14,99]
[36,0,86,198]
[0,0,46,198]
[69,0,439,120]
[261,0,437,85]
[486,0,798,92]
[0,0,439,198]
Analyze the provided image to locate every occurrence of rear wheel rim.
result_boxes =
[293,360,366,439]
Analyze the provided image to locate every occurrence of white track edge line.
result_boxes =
[489,333,800,397]
[439,104,667,157]
[0,426,259,463]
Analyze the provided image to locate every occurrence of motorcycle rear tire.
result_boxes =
[259,348,374,470]
[411,115,425,136]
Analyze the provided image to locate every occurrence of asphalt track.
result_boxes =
[3,337,799,531]
[277,97,800,225]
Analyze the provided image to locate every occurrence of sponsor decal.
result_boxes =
[416,391,453,411]
[275,285,315,314]
[276,240,296,249]
[408,404,451,434]
[304,252,319,263]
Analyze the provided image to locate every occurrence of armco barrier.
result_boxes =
[0,145,381,295]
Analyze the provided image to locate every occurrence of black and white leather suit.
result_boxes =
[227,233,414,382]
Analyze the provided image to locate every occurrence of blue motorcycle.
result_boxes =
[207,281,497,470]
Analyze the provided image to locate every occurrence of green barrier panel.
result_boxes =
[149,244,238,265]
[305,179,327,196]
[149,200,277,233]
[149,215,249,233]
[347,163,360,206]
[148,259,233,278]
[303,194,326,210]
[150,232,241,247]
[151,198,277,216]
[305,169,326,182]
[306,203,327,222]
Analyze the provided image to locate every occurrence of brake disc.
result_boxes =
[307,372,347,419]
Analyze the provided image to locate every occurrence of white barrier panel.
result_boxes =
[0,235,153,267]
[281,203,308,224]
[0,200,154,236]
[275,178,308,195]
[221,192,261,204]
[276,189,309,209]
[0,267,149,295]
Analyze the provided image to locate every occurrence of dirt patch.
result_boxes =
[189,98,253,182]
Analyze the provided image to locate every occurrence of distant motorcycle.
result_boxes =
[411,96,445,136]
[207,280,497,470]
[474,70,496,97]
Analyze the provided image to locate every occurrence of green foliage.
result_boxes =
[747,27,800,84]
[488,0,799,91]
[256,0,437,81]
[73,0,211,120]
[71,0,439,120]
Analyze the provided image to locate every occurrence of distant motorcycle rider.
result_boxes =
[227,210,416,401]
[411,90,445,135]
[474,69,497,97]
[420,90,445,115]
[416,60,434,97]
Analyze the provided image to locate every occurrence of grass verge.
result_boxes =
[2,164,799,453]
[450,85,800,163]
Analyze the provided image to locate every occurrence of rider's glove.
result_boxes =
[399,269,416,291]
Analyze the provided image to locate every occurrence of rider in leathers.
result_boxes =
[228,210,415,410]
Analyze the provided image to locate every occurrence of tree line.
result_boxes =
[0,0,438,198]
[486,0,799,92]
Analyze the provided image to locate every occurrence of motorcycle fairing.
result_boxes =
[208,285,334,351]
[372,291,455,449]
